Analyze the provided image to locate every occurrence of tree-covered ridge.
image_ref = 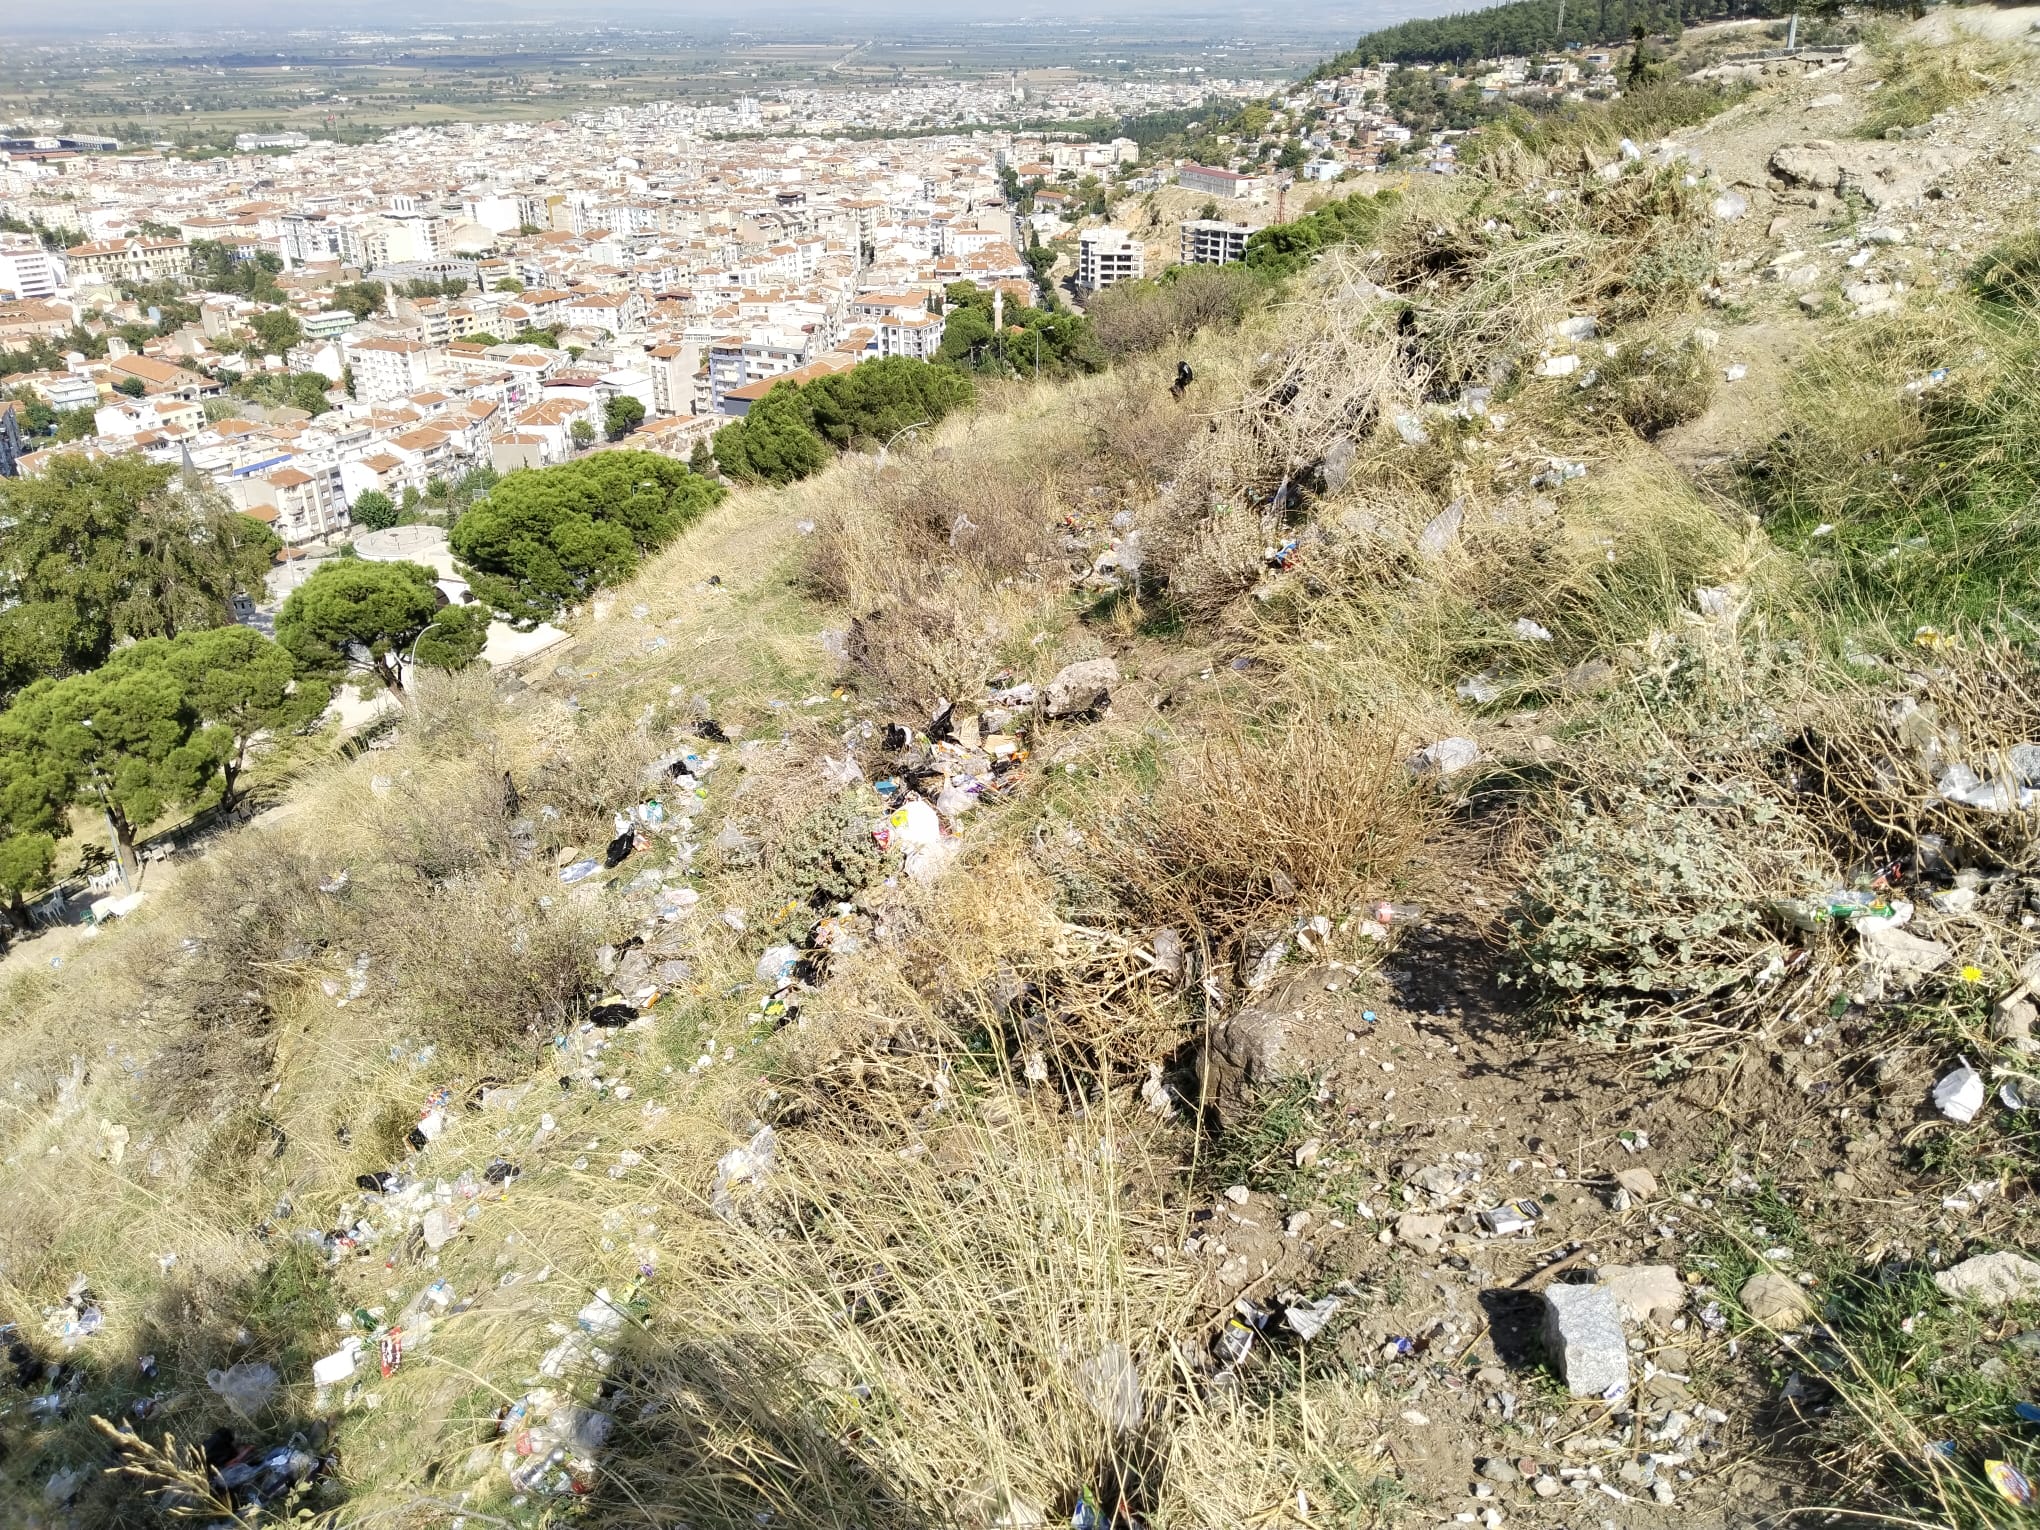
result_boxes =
[1314,0,1785,70]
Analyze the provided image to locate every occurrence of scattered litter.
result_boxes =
[1283,1295,1342,1341]
[558,859,600,885]
[208,1361,280,1419]
[710,1125,777,1219]
[1987,1460,2035,1507]
[1934,1060,1985,1123]
[312,1340,362,1388]
[1479,1198,1545,1235]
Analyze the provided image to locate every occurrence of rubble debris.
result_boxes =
[1542,1283,1628,1398]
[1597,1264,1686,1327]
[1044,659,1119,719]
[1935,1252,2040,1308]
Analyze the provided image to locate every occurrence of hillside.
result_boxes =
[14,12,2040,1530]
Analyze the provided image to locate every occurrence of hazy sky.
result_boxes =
[20,0,1443,38]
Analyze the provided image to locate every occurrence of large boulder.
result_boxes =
[1769,139,1975,209]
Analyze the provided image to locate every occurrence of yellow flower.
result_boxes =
[1961,965,1984,983]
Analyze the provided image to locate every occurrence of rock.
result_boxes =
[1614,1167,1658,1199]
[1479,1457,1522,1484]
[1396,1213,1448,1256]
[1533,1475,1562,1498]
[1859,925,1952,975]
[1560,656,1617,696]
[1769,138,1976,208]
[1597,1264,1686,1327]
[1739,1272,1812,1327]
[1994,991,2037,1043]
[1044,658,1119,718]
[1935,1251,2040,1307]
[1543,1283,1629,1397]
[1408,737,1479,777]
[1843,282,1894,307]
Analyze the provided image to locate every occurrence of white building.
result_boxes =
[344,337,441,403]
[0,234,66,300]
[1077,227,1143,292]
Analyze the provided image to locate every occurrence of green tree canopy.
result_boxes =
[106,625,330,809]
[0,456,279,700]
[711,384,831,488]
[347,491,397,534]
[1243,187,1402,277]
[329,281,386,320]
[231,371,334,417]
[450,451,722,620]
[0,663,221,865]
[712,358,977,488]
[276,559,443,695]
[605,394,646,441]
[0,731,70,920]
[413,601,491,673]
[247,308,303,356]
[569,419,596,450]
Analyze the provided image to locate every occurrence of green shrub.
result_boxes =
[451,450,721,619]
[1504,779,1823,1038]
[1243,188,1401,277]
[757,798,893,943]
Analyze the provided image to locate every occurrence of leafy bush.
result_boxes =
[1244,189,1401,277]
[715,358,976,487]
[1505,780,1824,1037]
[451,451,721,619]
[758,799,893,943]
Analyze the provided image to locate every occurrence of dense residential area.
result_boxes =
[0,30,1684,550]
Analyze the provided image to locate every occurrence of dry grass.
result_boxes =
[600,1090,1388,1530]
[1098,703,1434,958]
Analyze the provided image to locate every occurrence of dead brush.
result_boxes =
[399,663,502,760]
[375,867,619,1059]
[635,1091,1186,1525]
[519,705,666,848]
[364,753,515,884]
[1788,638,2040,886]
[1145,252,1422,622]
[626,1085,1392,1528]
[1096,704,1433,961]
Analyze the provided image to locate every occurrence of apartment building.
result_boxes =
[64,236,191,284]
[345,337,442,403]
[232,464,348,545]
[706,330,814,414]
[0,235,66,300]
[1076,227,1143,293]
[561,289,648,335]
[1179,218,1253,267]
[1175,163,1259,201]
